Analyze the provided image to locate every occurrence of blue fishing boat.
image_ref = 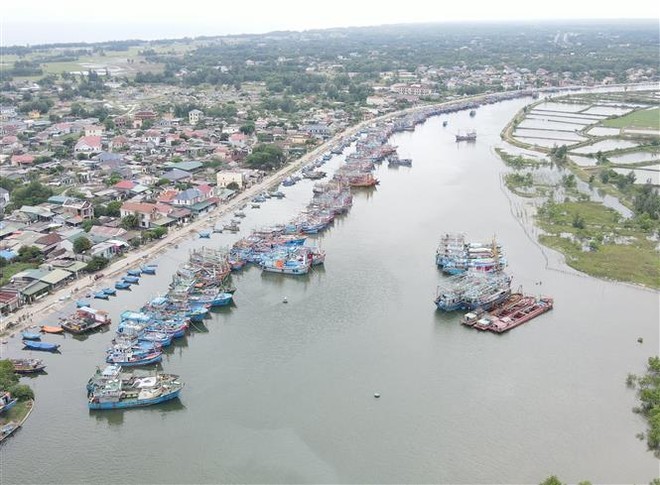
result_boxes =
[198,230,211,239]
[115,281,131,290]
[188,291,233,308]
[94,291,109,300]
[23,340,60,352]
[106,350,162,367]
[127,269,142,277]
[88,372,183,410]
[123,275,140,284]
[140,266,156,275]
[76,300,91,308]
[102,287,117,296]
[185,307,209,322]
[21,331,41,341]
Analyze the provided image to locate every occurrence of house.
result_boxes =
[84,125,104,137]
[39,268,74,291]
[89,240,127,259]
[11,154,34,166]
[188,109,203,125]
[302,123,331,137]
[120,201,159,228]
[74,136,102,153]
[110,135,129,150]
[142,130,161,144]
[114,180,137,195]
[228,133,249,148]
[33,232,62,254]
[62,198,94,220]
[166,161,203,172]
[172,188,203,206]
[216,171,244,189]
[88,225,128,244]
[161,169,192,183]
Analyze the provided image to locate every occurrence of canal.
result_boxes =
[1,95,658,484]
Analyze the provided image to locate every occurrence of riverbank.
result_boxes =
[0,399,34,443]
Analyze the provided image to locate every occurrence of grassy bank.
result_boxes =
[0,400,32,427]
[537,201,660,288]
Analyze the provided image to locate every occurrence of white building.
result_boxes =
[216,171,244,189]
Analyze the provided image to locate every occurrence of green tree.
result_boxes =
[106,201,122,217]
[239,122,255,135]
[8,383,34,401]
[120,214,139,229]
[85,256,109,272]
[226,181,240,190]
[73,236,92,254]
[245,144,286,170]
[540,476,563,485]
[17,245,43,264]
[5,181,53,210]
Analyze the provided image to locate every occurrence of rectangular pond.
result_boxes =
[513,129,586,142]
[612,166,660,185]
[570,139,640,155]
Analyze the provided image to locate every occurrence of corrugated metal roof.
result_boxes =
[40,268,73,285]
[21,281,50,296]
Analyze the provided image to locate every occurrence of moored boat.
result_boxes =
[115,281,131,290]
[9,358,46,374]
[21,331,41,341]
[102,287,117,296]
[88,371,183,410]
[40,325,64,334]
[105,350,162,367]
[23,340,60,352]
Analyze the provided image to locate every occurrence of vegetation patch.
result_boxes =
[603,107,660,130]
[537,201,660,288]
[627,356,660,458]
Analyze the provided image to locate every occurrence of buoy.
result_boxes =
[283,297,288,304]
[637,337,644,344]
[374,393,381,398]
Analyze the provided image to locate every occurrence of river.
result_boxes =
[1,96,658,484]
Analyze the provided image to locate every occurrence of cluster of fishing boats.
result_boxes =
[87,249,236,409]
[434,233,553,332]
[114,265,157,290]
[436,233,507,275]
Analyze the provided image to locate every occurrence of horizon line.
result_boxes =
[2,18,658,49]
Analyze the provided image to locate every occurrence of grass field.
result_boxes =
[536,201,660,288]
[603,107,660,130]
[0,400,31,426]
[0,262,38,286]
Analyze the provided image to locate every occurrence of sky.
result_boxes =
[2,0,659,45]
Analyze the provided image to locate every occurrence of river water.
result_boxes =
[1,96,658,484]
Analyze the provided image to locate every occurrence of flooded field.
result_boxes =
[534,102,592,112]
[513,128,586,142]
[612,167,660,185]
[515,137,576,148]
[570,139,640,155]
[569,154,599,167]
[524,117,591,129]
[581,106,635,116]
[586,126,621,137]
[608,151,660,165]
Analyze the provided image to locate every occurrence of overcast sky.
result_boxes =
[3,0,659,45]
